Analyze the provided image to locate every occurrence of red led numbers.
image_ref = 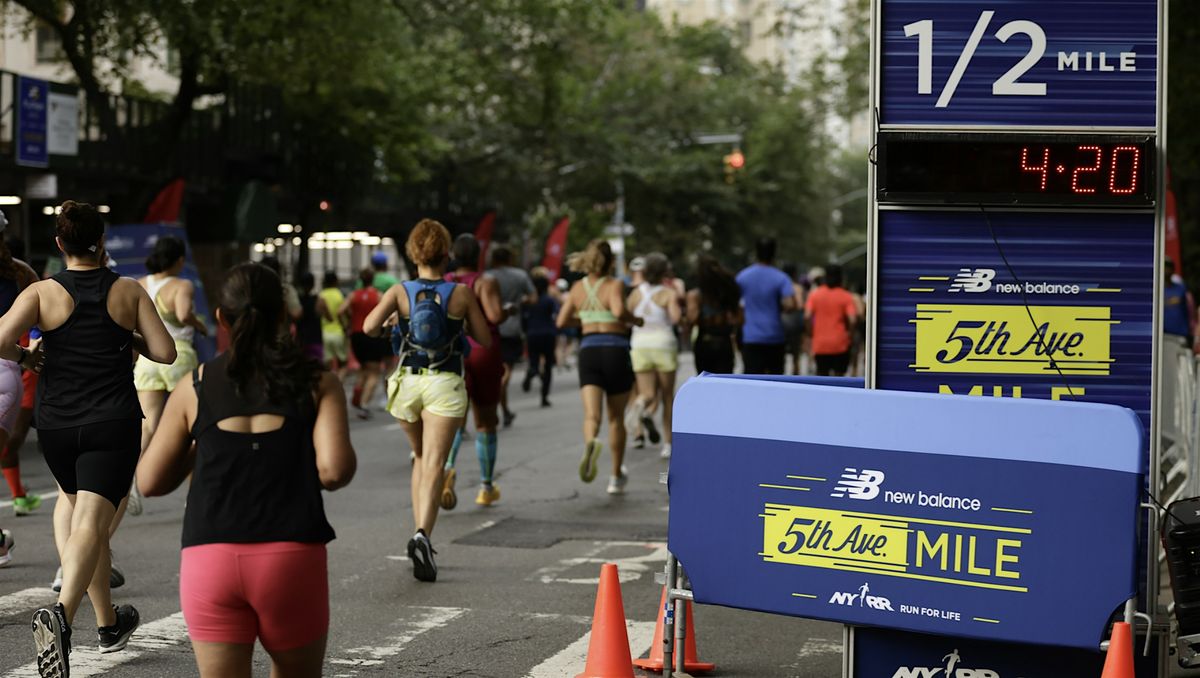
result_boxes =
[1071,146,1102,194]
[1109,146,1141,195]
[1020,147,1050,191]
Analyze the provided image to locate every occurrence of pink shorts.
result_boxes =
[0,361,21,434]
[180,542,328,651]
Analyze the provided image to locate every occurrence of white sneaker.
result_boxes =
[126,486,143,516]
[660,443,672,459]
[0,529,14,567]
[624,398,646,432]
[607,474,628,495]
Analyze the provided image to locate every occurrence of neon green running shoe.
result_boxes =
[13,493,42,517]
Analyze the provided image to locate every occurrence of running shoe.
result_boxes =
[32,603,70,678]
[407,533,437,582]
[110,560,125,589]
[475,484,500,506]
[503,410,516,428]
[97,604,139,653]
[607,473,628,495]
[13,493,42,516]
[126,487,143,517]
[440,469,458,510]
[0,529,14,567]
[642,416,661,445]
[633,434,645,450]
[50,566,62,592]
[660,443,672,460]
[579,440,602,483]
[522,375,533,393]
[624,398,646,432]
[540,397,551,408]
[355,406,372,421]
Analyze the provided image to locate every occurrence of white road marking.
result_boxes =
[524,620,656,678]
[0,490,58,510]
[531,541,670,585]
[327,606,466,675]
[796,637,842,658]
[3,612,189,678]
[0,588,55,617]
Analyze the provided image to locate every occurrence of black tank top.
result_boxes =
[36,268,142,429]
[182,353,335,548]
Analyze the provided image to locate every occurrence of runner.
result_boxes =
[319,271,348,378]
[363,219,490,582]
[556,240,642,494]
[522,271,559,408]
[341,269,389,420]
[488,245,535,428]
[687,255,743,375]
[137,262,356,678]
[129,236,207,516]
[0,200,177,678]
[626,253,682,459]
[443,234,507,508]
[296,272,327,362]
[0,212,43,517]
[805,264,859,377]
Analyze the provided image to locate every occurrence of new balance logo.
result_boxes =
[831,468,885,500]
[948,268,996,293]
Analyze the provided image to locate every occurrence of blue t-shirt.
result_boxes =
[736,263,794,345]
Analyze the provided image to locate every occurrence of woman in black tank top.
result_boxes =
[0,201,177,678]
[138,263,356,677]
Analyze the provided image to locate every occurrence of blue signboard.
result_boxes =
[104,223,216,362]
[880,0,1158,128]
[16,76,49,168]
[852,627,1162,677]
[876,210,1155,434]
[668,375,1143,650]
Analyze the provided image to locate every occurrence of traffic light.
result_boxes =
[724,149,746,183]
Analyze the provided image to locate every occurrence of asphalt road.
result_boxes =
[0,356,843,677]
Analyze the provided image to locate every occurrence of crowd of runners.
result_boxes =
[0,204,861,677]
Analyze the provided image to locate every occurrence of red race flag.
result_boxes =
[144,178,186,223]
[541,217,570,281]
[475,211,496,270]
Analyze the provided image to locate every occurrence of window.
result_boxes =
[738,20,753,44]
[35,23,64,64]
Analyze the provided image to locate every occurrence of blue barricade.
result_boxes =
[668,374,1144,650]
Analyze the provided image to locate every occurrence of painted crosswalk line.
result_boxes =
[327,606,467,677]
[525,620,657,678]
[3,612,188,678]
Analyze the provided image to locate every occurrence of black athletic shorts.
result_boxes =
[741,343,786,375]
[350,332,391,364]
[815,352,851,377]
[500,336,525,365]
[39,418,140,509]
[578,345,634,396]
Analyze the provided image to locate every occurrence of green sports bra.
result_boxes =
[578,277,618,324]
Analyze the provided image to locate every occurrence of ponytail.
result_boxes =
[220,263,320,403]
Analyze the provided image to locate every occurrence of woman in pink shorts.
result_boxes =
[137,263,357,677]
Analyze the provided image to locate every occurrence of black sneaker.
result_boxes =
[110,561,125,589]
[97,604,139,653]
[642,417,661,445]
[407,533,438,582]
[32,603,70,678]
[502,410,516,428]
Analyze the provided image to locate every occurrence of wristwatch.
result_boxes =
[15,346,30,369]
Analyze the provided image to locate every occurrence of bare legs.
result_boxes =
[399,411,465,537]
[192,636,327,678]
[580,385,631,477]
[56,491,117,627]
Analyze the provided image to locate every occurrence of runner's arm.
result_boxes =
[666,289,682,325]
[556,287,579,328]
[0,285,40,365]
[685,290,701,326]
[363,287,400,338]
[458,285,493,348]
[478,276,506,324]
[610,282,643,327]
[132,282,178,364]
[137,377,197,496]
[172,279,208,336]
[313,371,356,490]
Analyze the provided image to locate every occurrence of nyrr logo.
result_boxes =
[831,468,885,500]
[829,582,893,611]
[891,649,1009,678]
[948,268,995,293]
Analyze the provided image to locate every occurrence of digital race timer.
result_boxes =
[876,133,1155,207]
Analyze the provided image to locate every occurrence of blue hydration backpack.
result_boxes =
[395,280,464,370]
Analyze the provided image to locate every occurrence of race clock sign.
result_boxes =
[880,0,1158,127]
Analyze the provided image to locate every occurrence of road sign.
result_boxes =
[879,0,1158,128]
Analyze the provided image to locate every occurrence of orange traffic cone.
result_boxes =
[577,563,635,678]
[1100,621,1135,678]
[633,587,716,674]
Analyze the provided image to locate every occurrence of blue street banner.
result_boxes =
[668,375,1143,650]
[104,223,216,363]
[876,210,1155,435]
[880,0,1158,128]
[16,76,49,168]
